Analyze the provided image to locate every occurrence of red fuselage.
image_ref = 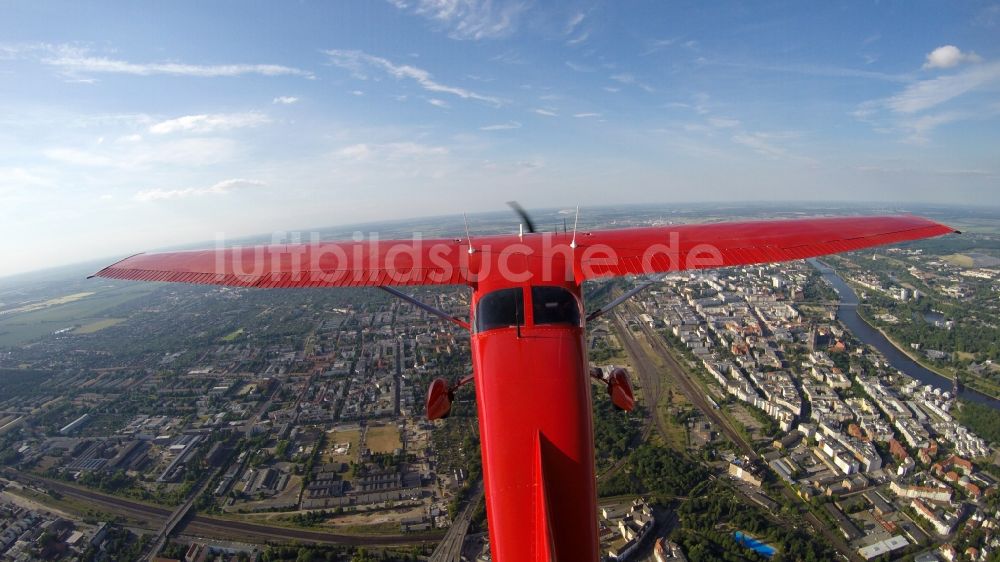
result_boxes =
[469,279,599,561]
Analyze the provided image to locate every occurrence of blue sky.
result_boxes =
[1,0,999,276]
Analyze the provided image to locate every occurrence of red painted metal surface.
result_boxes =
[608,368,635,412]
[425,378,453,421]
[470,281,598,562]
[92,216,955,288]
[91,214,957,561]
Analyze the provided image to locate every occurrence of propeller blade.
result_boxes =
[506,201,536,233]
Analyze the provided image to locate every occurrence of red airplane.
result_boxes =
[92,211,954,561]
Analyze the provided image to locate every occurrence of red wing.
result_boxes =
[92,238,471,288]
[574,215,955,281]
[92,215,955,288]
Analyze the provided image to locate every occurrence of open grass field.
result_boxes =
[73,318,125,334]
[221,327,245,341]
[365,424,402,454]
[0,285,151,346]
[946,218,1000,235]
[1,292,95,315]
[943,254,976,268]
[323,426,362,464]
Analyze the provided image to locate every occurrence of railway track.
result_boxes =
[594,314,662,484]
[9,471,440,548]
[626,302,758,459]
[610,313,667,441]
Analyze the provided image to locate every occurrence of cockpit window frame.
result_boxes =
[531,286,582,328]
[474,287,525,333]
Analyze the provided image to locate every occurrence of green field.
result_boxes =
[943,254,976,268]
[0,285,152,347]
[365,424,402,454]
[74,318,126,334]
[221,327,245,341]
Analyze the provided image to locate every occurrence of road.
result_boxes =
[429,484,484,562]
[8,471,441,548]
[143,466,223,561]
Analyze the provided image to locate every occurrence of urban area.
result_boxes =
[0,205,998,562]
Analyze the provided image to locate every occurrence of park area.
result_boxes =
[364,423,403,454]
[323,425,363,464]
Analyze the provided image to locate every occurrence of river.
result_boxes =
[809,259,1000,410]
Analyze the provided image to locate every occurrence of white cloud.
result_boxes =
[610,72,654,92]
[683,123,712,134]
[43,147,114,167]
[534,109,557,117]
[899,110,986,144]
[338,144,373,160]
[336,142,448,161]
[976,4,1000,27]
[0,167,48,189]
[565,12,586,34]
[855,52,1000,143]
[704,59,909,83]
[149,112,270,135]
[40,46,313,79]
[857,164,997,178]
[641,38,678,56]
[490,50,526,65]
[480,121,522,130]
[731,132,793,159]
[135,178,264,202]
[923,45,982,69]
[565,61,595,72]
[566,30,590,46]
[45,138,238,168]
[888,61,1000,113]
[324,49,501,105]
[273,96,299,104]
[387,0,528,40]
[573,112,601,118]
[428,98,450,108]
[708,117,741,129]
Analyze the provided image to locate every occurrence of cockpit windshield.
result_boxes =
[531,286,581,327]
[475,287,524,332]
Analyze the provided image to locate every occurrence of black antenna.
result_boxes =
[515,288,522,339]
[506,201,536,233]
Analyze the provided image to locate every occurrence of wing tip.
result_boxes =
[89,253,145,281]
